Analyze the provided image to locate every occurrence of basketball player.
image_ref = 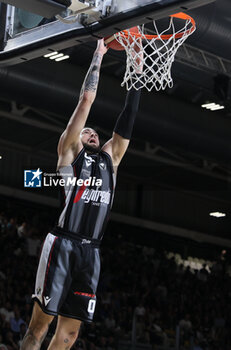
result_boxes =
[20,39,142,350]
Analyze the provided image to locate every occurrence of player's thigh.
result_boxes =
[55,315,81,341]
[29,301,54,332]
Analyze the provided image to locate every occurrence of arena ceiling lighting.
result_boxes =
[209,211,226,217]
[201,102,225,111]
[43,51,69,62]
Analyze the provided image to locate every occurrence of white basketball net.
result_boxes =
[114,13,196,92]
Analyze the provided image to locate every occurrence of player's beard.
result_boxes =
[82,142,100,153]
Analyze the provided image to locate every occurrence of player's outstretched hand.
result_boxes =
[95,38,108,56]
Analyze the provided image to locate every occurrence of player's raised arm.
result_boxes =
[57,40,107,164]
[102,39,143,167]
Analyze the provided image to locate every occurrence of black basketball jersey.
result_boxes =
[56,148,116,240]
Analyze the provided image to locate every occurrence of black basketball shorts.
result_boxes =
[32,233,100,322]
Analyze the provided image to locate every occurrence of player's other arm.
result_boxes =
[102,87,141,166]
[102,40,143,167]
[57,40,107,166]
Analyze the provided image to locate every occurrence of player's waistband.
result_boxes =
[51,226,101,247]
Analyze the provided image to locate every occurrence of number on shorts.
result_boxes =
[87,299,96,313]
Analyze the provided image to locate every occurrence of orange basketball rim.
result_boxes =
[120,12,196,40]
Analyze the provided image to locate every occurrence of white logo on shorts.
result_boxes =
[44,296,52,306]
[87,299,96,314]
[82,239,91,244]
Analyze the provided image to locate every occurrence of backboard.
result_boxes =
[0,0,215,66]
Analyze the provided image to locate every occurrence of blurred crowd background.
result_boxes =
[0,205,231,350]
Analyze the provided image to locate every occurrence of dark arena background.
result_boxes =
[0,1,231,350]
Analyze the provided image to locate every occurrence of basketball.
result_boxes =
[104,27,139,51]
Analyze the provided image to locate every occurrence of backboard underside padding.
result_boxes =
[0,0,215,66]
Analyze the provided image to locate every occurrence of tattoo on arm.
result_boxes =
[64,339,70,350]
[80,53,102,98]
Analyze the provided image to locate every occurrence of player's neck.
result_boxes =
[84,146,100,154]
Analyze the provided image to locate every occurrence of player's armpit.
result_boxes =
[102,133,129,166]
[57,143,82,170]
